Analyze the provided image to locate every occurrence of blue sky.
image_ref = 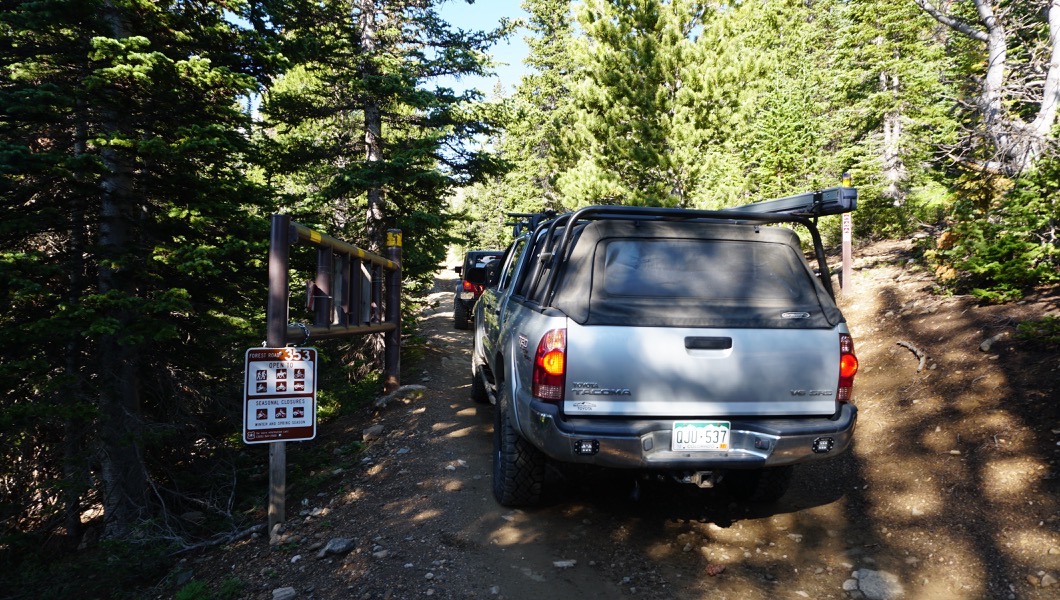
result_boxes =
[436,0,530,96]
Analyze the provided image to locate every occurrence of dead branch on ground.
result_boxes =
[896,340,927,372]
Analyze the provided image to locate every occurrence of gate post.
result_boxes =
[266,214,291,539]
[383,230,402,393]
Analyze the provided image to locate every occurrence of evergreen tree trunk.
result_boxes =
[97,0,149,539]
[97,129,149,540]
[62,116,91,545]
[356,0,385,255]
[880,71,907,204]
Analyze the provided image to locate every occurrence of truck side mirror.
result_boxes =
[454,266,463,275]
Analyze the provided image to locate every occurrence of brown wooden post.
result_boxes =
[840,173,854,294]
[338,255,350,327]
[383,229,402,393]
[266,214,291,539]
[371,264,383,323]
[350,259,364,325]
[315,246,333,327]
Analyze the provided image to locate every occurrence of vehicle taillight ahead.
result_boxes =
[838,333,859,403]
[462,279,480,294]
[532,329,566,402]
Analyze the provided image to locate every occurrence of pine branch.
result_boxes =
[914,0,989,42]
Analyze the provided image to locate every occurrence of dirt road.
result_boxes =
[193,241,1059,600]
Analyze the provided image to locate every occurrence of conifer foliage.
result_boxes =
[0,0,512,554]
[1,0,272,542]
[2,0,1059,573]
[261,0,510,293]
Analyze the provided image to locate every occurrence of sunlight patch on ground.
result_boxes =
[342,488,367,502]
[491,519,544,546]
[982,457,1048,503]
[646,541,673,560]
[891,488,944,521]
[411,508,443,522]
[444,425,478,438]
[1004,527,1060,557]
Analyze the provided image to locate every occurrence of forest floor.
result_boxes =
[174,238,1059,600]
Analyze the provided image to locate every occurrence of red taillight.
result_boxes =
[462,280,477,292]
[838,333,859,403]
[532,329,566,402]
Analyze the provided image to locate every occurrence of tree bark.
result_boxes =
[356,0,386,255]
[915,0,1060,174]
[62,115,91,546]
[1028,1,1060,155]
[880,71,907,204]
[98,0,149,540]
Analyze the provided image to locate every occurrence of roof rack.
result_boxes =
[526,185,857,306]
[506,210,557,237]
[723,186,857,217]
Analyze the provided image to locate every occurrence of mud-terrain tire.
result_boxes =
[726,466,794,503]
[492,388,545,506]
[453,298,470,329]
[470,364,489,404]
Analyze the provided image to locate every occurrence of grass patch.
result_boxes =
[1016,316,1060,348]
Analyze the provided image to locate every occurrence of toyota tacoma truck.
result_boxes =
[467,188,860,506]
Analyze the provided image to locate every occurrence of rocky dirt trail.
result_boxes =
[187,240,1059,600]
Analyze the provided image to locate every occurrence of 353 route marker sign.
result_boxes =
[243,347,317,444]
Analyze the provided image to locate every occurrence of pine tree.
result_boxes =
[1,0,273,540]
[560,0,786,208]
[916,0,1060,176]
[507,0,577,212]
[831,0,956,235]
[261,0,510,293]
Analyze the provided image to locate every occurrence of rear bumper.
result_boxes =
[516,399,857,470]
[453,291,479,308]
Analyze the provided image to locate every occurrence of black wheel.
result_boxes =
[453,298,469,329]
[726,466,794,503]
[470,364,489,404]
[492,388,545,506]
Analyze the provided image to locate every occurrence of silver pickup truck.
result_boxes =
[467,193,860,506]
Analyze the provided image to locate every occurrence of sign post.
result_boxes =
[840,172,854,294]
[841,212,853,293]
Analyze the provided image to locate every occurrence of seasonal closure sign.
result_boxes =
[243,347,318,443]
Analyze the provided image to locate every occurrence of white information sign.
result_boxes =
[243,347,318,443]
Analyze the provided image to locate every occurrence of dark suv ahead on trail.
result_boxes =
[453,250,502,329]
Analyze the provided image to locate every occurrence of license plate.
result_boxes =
[672,421,730,451]
[459,292,474,300]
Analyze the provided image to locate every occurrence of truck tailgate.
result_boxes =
[563,323,841,417]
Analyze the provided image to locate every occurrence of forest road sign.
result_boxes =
[243,347,318,444]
